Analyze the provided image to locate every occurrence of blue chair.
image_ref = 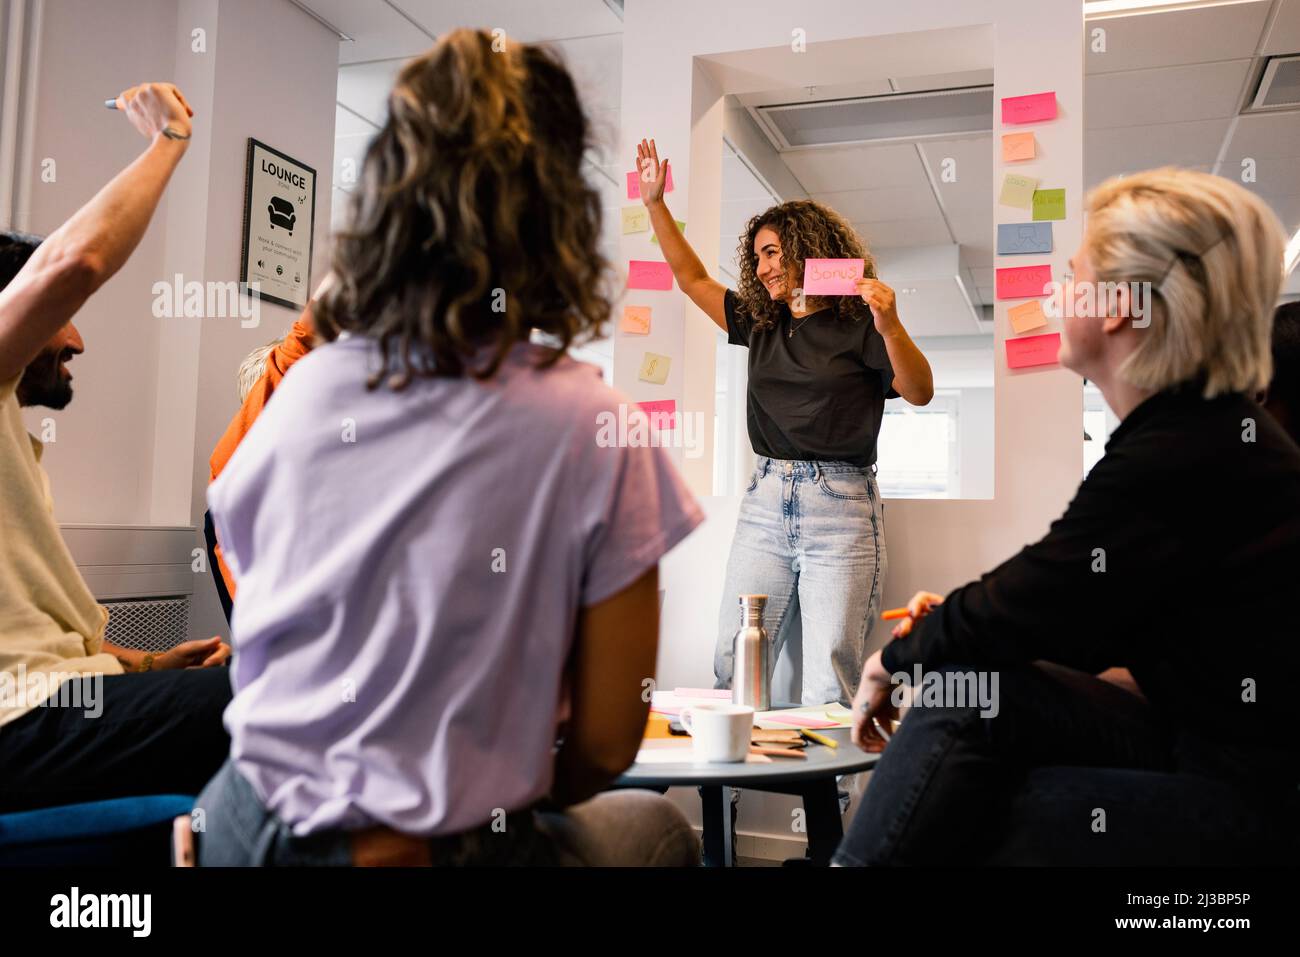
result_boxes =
[0,795,194,866]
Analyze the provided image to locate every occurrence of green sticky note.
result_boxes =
[650,220,686,246]
[1032,188,1066,221]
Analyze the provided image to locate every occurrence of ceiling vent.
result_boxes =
[1247,55,1300,112]
[754,86,993,151]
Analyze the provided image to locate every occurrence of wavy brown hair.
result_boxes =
[734,200,877,333]
[314,29,612,386]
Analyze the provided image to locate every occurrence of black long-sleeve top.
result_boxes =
[881,384,1300,782]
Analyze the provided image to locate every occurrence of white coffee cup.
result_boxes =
[681,703,754,763]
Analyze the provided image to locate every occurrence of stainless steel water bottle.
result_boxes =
[731,594,770,710]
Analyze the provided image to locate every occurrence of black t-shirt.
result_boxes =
[724,289,897,466]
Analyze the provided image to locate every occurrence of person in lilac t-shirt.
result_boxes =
[195,30,705,866]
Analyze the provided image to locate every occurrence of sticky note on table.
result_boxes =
[626,164,674,200]
[1032,188,1066,221]
[1008,299,1048,334]
[1001,132,1036,162]
[638,352,671,384]
[802,258,864,296]
[628,260,673,291]
[995,264,1052,300]
[997,222,1053,255]
[1000,173,1039,209]
[621,206,649,234]
[638,399,677,430]
[621,305,651,335]
[1002,91,1057,125]
[650,219,686,246]
[1006,332,1061,369]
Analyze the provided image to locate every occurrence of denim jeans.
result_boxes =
[834,662,1300,866]
[193,760,700,867]
[714,457,887,706]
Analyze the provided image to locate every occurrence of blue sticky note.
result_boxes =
[997,222,1053,255]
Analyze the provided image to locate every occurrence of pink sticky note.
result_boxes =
[1006,332,1061,369]
[626,164,674,200]
[995,264,1052,300]
[638,399,677,431]
[628,260,673,291]
[1002,91,1057,125]
[802,258,865,296]
[762,713,841,729]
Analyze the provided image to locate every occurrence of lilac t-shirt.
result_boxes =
[208,336,703,836]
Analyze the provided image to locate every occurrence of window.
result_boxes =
[877,393,960,498]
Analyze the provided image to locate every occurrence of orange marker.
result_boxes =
[882,607,911,620]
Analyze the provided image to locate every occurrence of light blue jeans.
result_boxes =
[714,457,887,707]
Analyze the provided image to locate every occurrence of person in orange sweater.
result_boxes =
[205,291,323,616]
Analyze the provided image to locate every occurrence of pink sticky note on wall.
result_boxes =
[626,165,674,200]
[638,399,677,430]
[1002,92,1057,125]
[802,258,864,296]
[995,264,1052,300]
[628,260,673,291]
[1006,332,1061,369]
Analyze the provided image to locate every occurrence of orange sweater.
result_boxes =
[209,305,315,598]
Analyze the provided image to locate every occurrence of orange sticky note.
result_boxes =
[1008,299,1048,334]
[621,305,651,335]
[1002,132,1036,162]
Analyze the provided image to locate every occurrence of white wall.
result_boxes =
[625,0,1084,846]
[20,0,181,523]
[17,0,338,639]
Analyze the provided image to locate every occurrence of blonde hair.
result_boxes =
[1084,167,1286,398]
[237,340,279,403]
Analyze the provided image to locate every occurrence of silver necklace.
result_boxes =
[788,313,815,338]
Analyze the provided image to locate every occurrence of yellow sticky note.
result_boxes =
[638,352,671,385]
[1001,132,1035,163]
[621,305,651,335]
[622,206,649,234]
[1000,173,1039,210]
[1008,299,1048,334]
[650,219,686,246]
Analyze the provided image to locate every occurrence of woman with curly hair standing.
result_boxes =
[635,138,933,708]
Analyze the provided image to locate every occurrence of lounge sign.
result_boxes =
[240,138,316,310]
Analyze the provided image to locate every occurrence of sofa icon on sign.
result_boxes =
[267,195,296,235]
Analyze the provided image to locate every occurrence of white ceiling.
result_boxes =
[305,0,1300,329]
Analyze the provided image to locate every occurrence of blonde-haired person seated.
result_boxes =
[838,168,1300,866]
[194,29,703,867]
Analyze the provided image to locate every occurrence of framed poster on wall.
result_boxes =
[240,138,316,310]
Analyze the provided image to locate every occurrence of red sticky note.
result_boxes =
[802,258,865,296]
[638,399,677,430]
[1006,332,1060,369]
[1001,91,1057,125]
[995,264,1052,300]
[628,260,673,291]
[626,164,674,200]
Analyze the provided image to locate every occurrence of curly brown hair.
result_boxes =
[734,199,876,333]
[314,29,612,387]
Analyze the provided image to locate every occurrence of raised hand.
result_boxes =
[114,82,194,142]
[634,137,669,208]
[855,278,903,336]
